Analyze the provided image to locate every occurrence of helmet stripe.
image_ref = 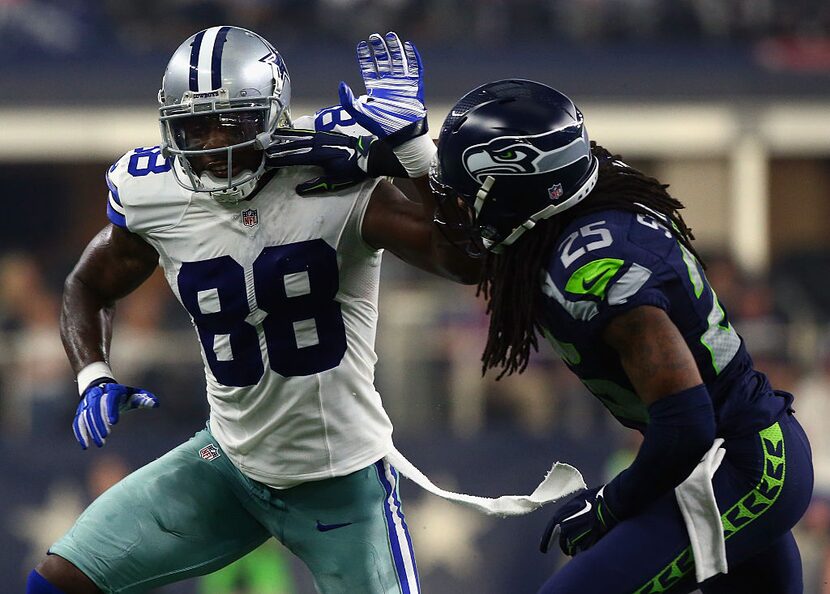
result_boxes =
[210,26,231,90]
[196,27,222,91]
[188,30,206,91]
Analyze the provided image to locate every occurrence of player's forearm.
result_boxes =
[60,273,115,376]
[412,176,482,285]
[603,384,716,519]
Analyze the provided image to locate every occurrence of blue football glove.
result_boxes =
[265,129,375,195]
[539,485,619,556]
[339,31,425,138]
[339,32,435,177]
[73,380,158,449]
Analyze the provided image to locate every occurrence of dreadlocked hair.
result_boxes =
[477,143,703,379]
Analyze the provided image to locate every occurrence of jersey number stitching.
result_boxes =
[177,239,346,386]
[559,221,613,268]
[127,146,172,177]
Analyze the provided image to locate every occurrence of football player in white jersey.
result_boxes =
[28,27,478,594]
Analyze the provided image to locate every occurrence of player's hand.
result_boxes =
[73,381,158,449]
[539,485,618,556]
[265,128,412,195]
[339,32,435,177]
[265,129,373,195]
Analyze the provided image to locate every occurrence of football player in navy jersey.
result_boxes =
[423,79,814,593]
[28,27,479,594]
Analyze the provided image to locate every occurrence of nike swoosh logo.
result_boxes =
[324,145,356,159]
[581,269,612,292]
[316,520,353,532]
[563,500,592,523]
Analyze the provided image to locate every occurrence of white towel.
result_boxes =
[674,437,727,583]
[385,447,586,517]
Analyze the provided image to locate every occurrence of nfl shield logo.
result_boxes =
[199,444,221,462]
[548,183,564,202]
[241,208,259,228]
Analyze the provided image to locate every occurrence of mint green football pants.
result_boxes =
[50,428,421,594]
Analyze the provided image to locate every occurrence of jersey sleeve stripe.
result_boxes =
[105,172,123,207]
[607,263,653,306]
[107,199,127,228]
[105,170,127,228]
[108,191,125,216]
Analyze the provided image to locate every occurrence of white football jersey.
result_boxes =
[105,127,392,487]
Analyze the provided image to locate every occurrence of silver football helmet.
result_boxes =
[158,26,291,203]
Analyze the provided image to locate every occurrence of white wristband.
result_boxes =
[77,361,115,396]
[392,133,437,178]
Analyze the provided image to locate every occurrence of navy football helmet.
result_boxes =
[430,79,598,253]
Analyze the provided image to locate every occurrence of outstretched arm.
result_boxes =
[362,178,482,285]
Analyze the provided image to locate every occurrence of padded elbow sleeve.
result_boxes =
[604,384,716,520]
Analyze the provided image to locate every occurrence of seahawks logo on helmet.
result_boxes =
[462,127,590,184]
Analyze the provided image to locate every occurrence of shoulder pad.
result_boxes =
[105,146,189,234]
[543,210,673,321]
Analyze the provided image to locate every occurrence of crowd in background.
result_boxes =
[2,0,830,59]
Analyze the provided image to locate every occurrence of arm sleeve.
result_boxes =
[603,383,716,519]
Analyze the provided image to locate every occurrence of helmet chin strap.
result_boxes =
[199,170,259,204]
[473,175,496,215]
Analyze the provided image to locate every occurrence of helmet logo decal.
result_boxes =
[462,128,589,184]
[259,51,289,93]
[548,183,563,201]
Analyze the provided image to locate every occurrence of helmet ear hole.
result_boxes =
[450,116,467,133]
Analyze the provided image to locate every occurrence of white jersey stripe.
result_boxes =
[197,27,222,91]
[108,192,125,215]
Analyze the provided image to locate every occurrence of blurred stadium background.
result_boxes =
[2,0,830,592]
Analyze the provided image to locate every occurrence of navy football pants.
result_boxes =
[539,411,813,594]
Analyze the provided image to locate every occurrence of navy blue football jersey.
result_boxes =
[540,207,791,437]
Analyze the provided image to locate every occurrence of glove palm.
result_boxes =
[339,32,426,139]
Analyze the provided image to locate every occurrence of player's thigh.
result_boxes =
[698,415,812,594]
[279,460,420,594]
[50,430,269,594]
[701,531,803,594]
